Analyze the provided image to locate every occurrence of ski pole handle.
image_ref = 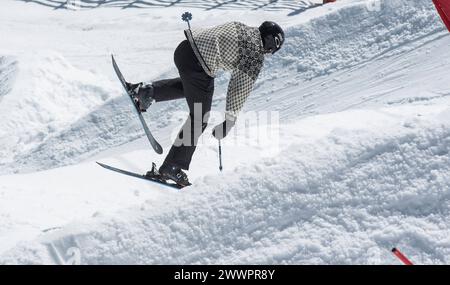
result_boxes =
[181,12,192,30]
[218,140,223,172]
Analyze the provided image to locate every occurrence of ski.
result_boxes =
[96,162,188,189]
[111,55,163,154]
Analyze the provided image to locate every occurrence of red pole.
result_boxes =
[392,248,414,265]
[433,0,450,32]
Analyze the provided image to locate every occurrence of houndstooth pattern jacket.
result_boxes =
[185,22,265,119]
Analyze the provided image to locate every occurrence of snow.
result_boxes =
[0,0,450,264]
[2,104,450,265]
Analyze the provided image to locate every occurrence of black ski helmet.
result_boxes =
[259,21,285,54]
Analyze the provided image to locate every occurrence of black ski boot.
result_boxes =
[158,163,191,187]
[126,82,155,112]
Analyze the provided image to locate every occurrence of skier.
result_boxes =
[126,21,285,186]
[124,1,337,187]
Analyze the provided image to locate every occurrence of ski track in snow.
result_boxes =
[0,0,450,264]
[0,56,18,103]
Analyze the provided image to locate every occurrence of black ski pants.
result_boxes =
[151,40,214,170]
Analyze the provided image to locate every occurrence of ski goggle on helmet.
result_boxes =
[259,21,285,54]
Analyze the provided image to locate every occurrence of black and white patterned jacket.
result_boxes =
[185,21,265,119]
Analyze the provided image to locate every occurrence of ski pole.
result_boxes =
[218,139,223,172]
[392,248,414,265]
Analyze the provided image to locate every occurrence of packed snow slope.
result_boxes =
[0,0,450,264]
[2,104,450,265]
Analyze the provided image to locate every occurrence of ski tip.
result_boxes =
[96,161,106,168]
[153,140,163,155]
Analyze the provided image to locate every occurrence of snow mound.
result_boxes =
[266,0,442,81]
[0,52,117,174]
[2,105,450,265]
